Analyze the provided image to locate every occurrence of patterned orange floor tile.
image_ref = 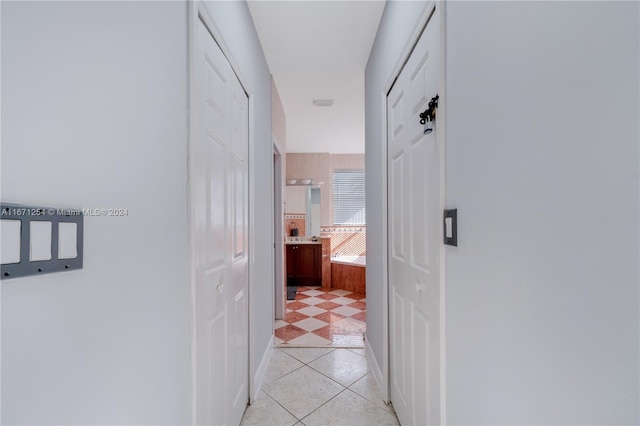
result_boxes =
[312,325,332,340]
[276,286,366,348]
[347,301,367,310]
[316,293,339,300]
[351,311,366,322]
[313,311,345,323]
[286,301,309,311]
[315,301,342,311]
[274,324,307,342]
[295,293,311,300]
[285,311,309,323]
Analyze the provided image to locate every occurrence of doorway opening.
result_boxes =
[275,155,366,348]
[274,144,285,320]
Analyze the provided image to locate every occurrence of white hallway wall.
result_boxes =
[1,1,274,423]
[1,2,191,423]
[366,1,639,424]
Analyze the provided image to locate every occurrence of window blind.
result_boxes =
[333,170,366,225]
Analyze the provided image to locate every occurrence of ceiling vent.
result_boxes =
[313,99,334,107]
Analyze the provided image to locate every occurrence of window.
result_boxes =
[333,170,365,225]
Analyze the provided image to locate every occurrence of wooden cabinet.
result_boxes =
[286,243,322,287]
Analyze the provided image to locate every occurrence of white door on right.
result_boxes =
[387,5,441,425]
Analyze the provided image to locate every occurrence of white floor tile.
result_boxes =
[332,305,361,317]
[240,390,298,426]
[328,289,351,296]
[349,372,395,413]
[296,305,325,317]
[331,296,356,305]
[280,347,335,364]
[263,349,304,385]
[301,389,399,426]
[308,349,369,387]
[263,366,344,420]
[287,333,331,346]
[330,333,365,347]
[301,289,324,296]
[334,317,366,330]
[275,319,288,329]
[292,317,327,332]
[347,348,366,356]
[300,296,324,306]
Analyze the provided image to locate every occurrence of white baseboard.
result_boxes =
[365,336,387,403]
[252,334,274,402]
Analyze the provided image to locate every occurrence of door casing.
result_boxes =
[273,136,285,320]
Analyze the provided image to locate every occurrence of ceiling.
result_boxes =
[247,1,386,154]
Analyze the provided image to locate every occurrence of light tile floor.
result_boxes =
[276,287,366,347]
[241,348,398,426]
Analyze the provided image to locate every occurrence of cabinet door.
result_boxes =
[297,245,321,286]
[286,245,298,286]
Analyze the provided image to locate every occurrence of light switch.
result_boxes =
[58,222,78,259]
[443,209,457,247]
[1,219,21,264]
[30,221,52,261]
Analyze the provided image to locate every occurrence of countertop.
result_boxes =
[285,239,321,245]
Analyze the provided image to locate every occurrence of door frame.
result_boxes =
[273,134,285,319]
[380,0,447,420]
[187,1,256,420]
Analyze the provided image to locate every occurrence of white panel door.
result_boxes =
[388,6,441,426]
[193,18,249,426]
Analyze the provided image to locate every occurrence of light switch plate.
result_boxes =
[1,203,83,279]
[443,209,457,246]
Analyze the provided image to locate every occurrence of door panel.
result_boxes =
[390,153,405,260]
[391,288,409,413]
[411,137,430,271]
[206,135,227,271]
[297,245,318,277]
[194,17,249,426]
[388,5,441,426]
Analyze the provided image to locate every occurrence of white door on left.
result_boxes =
[192,16,249,426]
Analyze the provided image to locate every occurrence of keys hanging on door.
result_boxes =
[419,94,439,134]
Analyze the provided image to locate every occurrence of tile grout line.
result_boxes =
[265,357,349,424]
[278,347,337,365]
[260,387,308,425]
[255,348,398,426]
[303,355,369,389]
[346,374,396,413]
[273,348,366,418]
[297,387,350,425]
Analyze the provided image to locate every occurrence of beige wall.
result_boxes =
[286,153,364,226]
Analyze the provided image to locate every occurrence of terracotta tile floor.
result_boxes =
[275,286,366,347]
